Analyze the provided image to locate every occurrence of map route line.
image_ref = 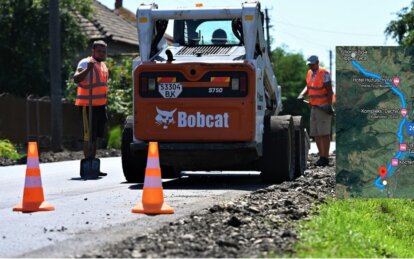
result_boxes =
[351,60,407,190]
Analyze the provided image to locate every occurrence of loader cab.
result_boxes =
[172,19,242,46]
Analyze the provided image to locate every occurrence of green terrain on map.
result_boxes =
[336,46,414,198]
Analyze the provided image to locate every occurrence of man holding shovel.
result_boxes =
[297,55,334,167]
[73,40,109,177]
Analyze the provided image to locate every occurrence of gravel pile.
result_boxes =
[0,149,121,166]
[82,154,336,258]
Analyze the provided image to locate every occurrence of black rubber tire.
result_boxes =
[260,115,295,183]
[293,116,306,177]
[121,126,146,183]
[161,165,179,179]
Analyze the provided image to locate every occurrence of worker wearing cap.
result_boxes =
[73,40,109,176]
[298,55,333,167]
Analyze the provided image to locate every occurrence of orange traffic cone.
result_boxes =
[132,142,174,214]
[13,142,55,212]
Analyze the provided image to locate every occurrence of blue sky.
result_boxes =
[100,0,411,79]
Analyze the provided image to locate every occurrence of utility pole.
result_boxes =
[265,8,271,59]
[49,0,63,151]
[329,49,332,74]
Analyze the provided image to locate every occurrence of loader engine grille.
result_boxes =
[176,46,234,56]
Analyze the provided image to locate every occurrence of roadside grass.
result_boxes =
[107,126,121,149]
[290,198,414,258]
[0,139,24,160]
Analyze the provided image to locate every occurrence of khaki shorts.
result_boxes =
[310,106,332,137]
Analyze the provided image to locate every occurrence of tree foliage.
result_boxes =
[385,1,414,46]
[271,47,309,124]
[105,57,133,118]
[0,139,23,160]
[0,0,92,97]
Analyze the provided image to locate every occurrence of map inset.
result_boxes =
[336,46,414,198]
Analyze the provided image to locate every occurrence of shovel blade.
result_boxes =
[80,158,100,179]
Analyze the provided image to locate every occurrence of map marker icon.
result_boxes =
[378,166,387,179]
[393,77,400,87]
[392,158,399,167]
[401,108,407,117]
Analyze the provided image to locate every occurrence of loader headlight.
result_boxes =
[231,77,247,92]
[231,78,239,90]
[148,78,156,91]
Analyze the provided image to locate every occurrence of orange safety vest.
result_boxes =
[75,59,108,106]
[306,67,330,106]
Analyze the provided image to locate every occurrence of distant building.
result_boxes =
[114,0,136,25]
[113,0,173,45]
[76,0,139,59]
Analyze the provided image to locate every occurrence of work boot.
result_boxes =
[315,157,329,167]
[99,172,107,176]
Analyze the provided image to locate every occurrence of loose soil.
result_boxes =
[81,154,335,258]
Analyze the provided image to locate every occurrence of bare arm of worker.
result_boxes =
[324,81,333,106]
[73,61,95,84]
[297,86,308,99]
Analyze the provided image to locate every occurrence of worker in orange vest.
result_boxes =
[298,55,334,167]
[73,40,109,176]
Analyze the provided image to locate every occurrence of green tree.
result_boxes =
[271,47,309,124]
[0,0,92,97]
[385,1,414,46]
[105,57,133,119]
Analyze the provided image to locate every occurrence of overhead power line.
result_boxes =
[278,28,331,49]
[274,20,382,38]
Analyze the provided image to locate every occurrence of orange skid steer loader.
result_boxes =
[121,1,309,183]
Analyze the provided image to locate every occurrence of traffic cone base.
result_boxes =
[13,201,55,212]
[132,142,174,215]
[13,142,54,213]
[131,203,174,214]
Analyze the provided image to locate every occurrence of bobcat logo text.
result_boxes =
[155,107,229,129]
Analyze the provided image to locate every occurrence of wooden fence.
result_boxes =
[0,93,82,150]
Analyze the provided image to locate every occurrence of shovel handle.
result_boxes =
[88,65,93,156]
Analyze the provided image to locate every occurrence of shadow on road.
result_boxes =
[127,173,271,191]
[69,177,103,181]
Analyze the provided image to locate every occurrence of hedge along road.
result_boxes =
[0,157,268,257]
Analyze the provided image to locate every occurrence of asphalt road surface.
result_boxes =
[0,158,268,257]
[0,142,335,257]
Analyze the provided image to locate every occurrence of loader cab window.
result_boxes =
[173,19,240,46]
